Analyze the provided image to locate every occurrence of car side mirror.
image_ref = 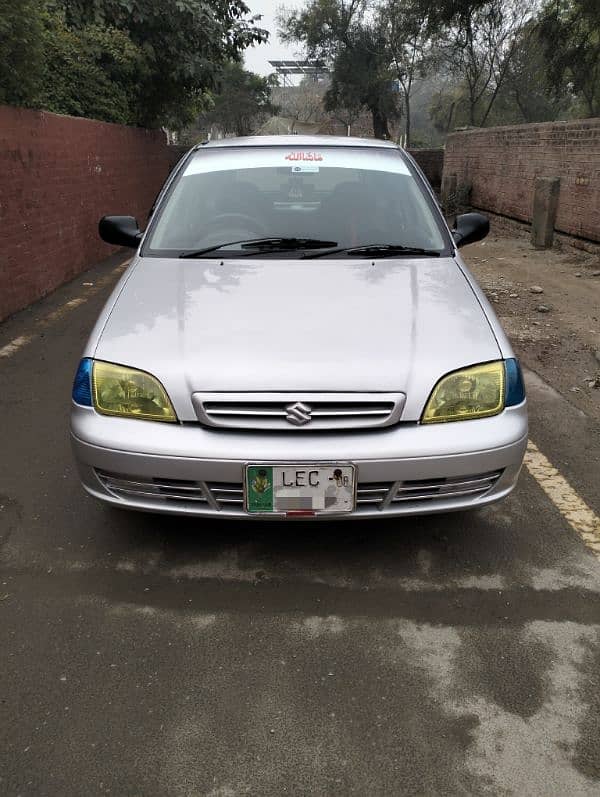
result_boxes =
[99,216,143,248]
[452,212,489,248]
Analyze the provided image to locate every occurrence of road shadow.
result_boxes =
[94,468,584,592]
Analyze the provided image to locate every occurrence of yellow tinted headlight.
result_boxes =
[422,361,505,424]
[92,361,177,422]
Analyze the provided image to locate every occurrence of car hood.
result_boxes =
[94,256,501,421]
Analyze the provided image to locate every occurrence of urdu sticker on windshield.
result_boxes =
[285,152,323,162]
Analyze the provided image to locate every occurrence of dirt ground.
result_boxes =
[461,216,600,422]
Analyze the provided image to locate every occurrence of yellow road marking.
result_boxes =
[525,440,600,558]
[0,335,34,358]
[0,259,131,361]
[44,297,88,325]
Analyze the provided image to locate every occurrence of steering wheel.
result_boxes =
[207,213,268,236]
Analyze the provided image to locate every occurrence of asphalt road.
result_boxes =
[1,254,600,796]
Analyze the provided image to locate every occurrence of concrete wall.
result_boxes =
[442,118,600,242]
[0,106,173,322]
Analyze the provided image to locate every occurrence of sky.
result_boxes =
[243,0,304,78]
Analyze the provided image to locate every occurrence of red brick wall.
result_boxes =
[0,106,173,322]
[408,148,444,191]
[442,119,600,242]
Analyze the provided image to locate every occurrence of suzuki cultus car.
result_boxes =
[71,136,527,519]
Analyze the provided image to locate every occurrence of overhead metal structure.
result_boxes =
[268,60,329,85]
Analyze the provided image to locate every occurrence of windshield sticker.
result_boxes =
[291,164,320,173]
[285,152,323,162]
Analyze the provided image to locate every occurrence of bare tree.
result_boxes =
[274,79,327,130]
[440,0,538,127]
[327,94,364,135]
[378,0,434,147]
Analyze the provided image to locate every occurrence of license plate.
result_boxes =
[245,464,356,515]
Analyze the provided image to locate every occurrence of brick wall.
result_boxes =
[408,148,444,191]
[0,106,173,322]
[442,119,600,242]
[167,144,191,172]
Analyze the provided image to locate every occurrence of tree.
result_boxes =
[328,96,364,136]
[0,0,45,106]
[198,63,275,136]
[37,11,148,124]
[324,28,399,139]
[430,79,468,134]
[501,21,571,123]
[0,0,268,129]
[412,0,509,28]
[540,0,600,117]
[438,0,538,127]
[275,79,327,130]
[279,0,400,138]
[57,0,268,128]
[0,2,148,123]
[377,0,436,146]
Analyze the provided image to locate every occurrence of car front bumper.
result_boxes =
[71,402,527,519]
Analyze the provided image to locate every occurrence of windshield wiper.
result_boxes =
[179,237,337,258]
[304,244,442,259]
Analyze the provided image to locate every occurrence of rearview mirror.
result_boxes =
[452,212,489,248]
[99,216,143,249]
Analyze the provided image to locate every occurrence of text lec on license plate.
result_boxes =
[245,464,356,515]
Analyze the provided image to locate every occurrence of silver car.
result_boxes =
[71,136,527,519]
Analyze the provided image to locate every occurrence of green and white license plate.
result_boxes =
[245,464,356,515]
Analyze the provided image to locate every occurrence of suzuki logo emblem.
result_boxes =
[285,401,312,426]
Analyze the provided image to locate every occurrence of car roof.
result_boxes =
[194,135,401,151]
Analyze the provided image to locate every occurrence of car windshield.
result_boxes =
[145,146,447,257]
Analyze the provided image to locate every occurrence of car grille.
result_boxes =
[359,470,503,508]
[191,392,405,431]
[96,471,213,506]
[95,469,502,513]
